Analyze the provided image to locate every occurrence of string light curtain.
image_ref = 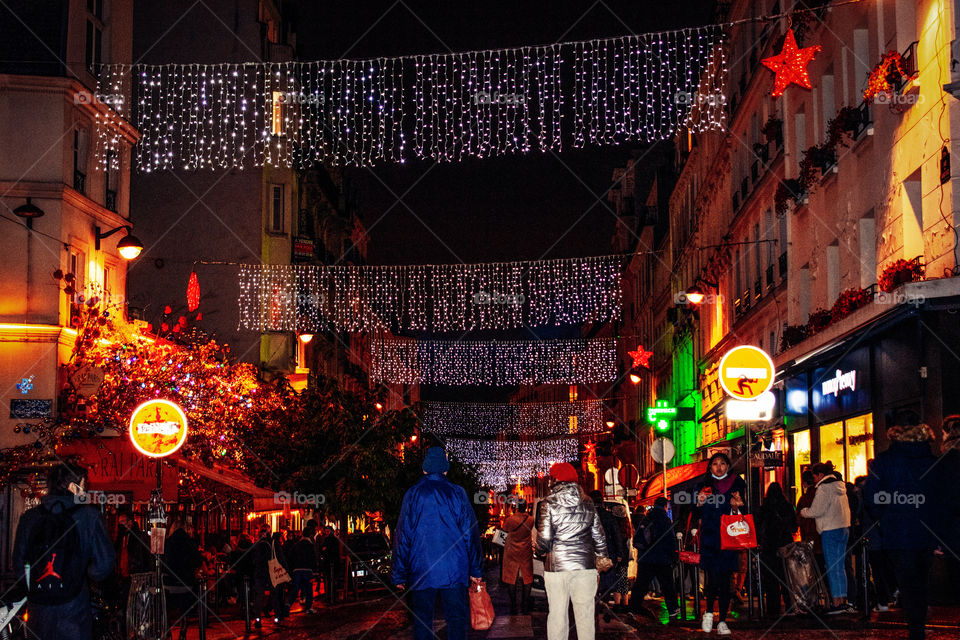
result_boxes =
[237,256,622,333]
[422,400,603,438]
[446,436,579,489]
[370,335,617,385]
[96,26,726,170]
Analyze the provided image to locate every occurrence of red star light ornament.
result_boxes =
[628,346,653,369]
[762,29,821,98]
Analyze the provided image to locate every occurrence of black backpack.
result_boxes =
[24,502,86,605]
[634,518,654,552]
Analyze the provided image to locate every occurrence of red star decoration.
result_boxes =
[761,29,821,98]
[628,346,653,369]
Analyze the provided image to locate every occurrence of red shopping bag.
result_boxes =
[720,513,758,550]
[469,581,495,630]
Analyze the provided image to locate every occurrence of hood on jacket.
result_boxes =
[551,481,583,507]
[887,423,934,443]
[816,475,847,496]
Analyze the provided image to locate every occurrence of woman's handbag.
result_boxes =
[678,550,701,564]
[595,555,614,572]
[720,513,758,550]
[469,580,495,630]
[267,541,291,587]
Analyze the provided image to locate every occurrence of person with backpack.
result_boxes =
[287,520,317,613]
[13,461,115,640]
[628,497,678,621]
[500,500,534,615]
[589,491,626,609]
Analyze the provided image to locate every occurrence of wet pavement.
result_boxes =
[182,566,959,640]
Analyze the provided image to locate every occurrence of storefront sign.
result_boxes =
[750,450,785,468]
[647,400,677,431]
[821,369,856,397]
[725,391,776,421]
[129,399,189,458]
[719,346,775,400]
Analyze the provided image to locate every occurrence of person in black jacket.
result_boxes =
[163,517,203,640]
[756,482,797,616]
[13,461,115,640]
[629,497,678,620]
[865,412,943,640]
[288,520,317,613]
[590,491,626,606]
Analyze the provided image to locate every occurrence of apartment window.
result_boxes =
[821,72,836,133]
[270,184,285,233]
[903,170,923,260]
[85,0,103,72]
[271,91,284,136]
[73,128,88,194]
[778,211,788,277]
[753,223,762,297]
[105,150,118,212]
[103,265,112,303]
[568,385,578,402]
[853,29,870,99]
[827,242,840,307]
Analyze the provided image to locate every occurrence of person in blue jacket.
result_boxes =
[13,461,115,640]
[392,447,483,640]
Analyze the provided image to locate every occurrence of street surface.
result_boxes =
[182,567,959,639]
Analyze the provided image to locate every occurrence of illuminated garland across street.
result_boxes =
[423,400,603,438]
[369,335,617,385]
[95,26,726,170]
[446,436,579,489]
[237,257,622,333]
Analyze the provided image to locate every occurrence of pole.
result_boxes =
[155,460,164,640]
[745,428,756,621]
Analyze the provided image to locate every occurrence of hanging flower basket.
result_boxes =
[830,287,873,322]
[863,51,907,103]
[878,257,924,292]
[780,324,808,351]
[762,117,783,144]
[806,308,833,335]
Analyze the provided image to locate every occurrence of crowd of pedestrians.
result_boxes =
[7,411,960,640]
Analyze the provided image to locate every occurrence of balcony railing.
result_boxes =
[73,170,86,195]
[852,101,873,139]
[896,41,919,90]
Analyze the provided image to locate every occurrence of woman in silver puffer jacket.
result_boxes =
[535,463,608,640]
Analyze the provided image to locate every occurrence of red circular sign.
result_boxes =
[129,399,189,458]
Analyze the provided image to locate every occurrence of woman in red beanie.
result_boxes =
[535,463,609,640]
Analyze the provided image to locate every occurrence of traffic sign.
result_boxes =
[129,399,189,458]
[650,437,675,464]
[718,345,775,400]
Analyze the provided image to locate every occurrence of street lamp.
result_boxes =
[13,198,45,229]
[298,332,314,343]
[684,278,718,306]
[95,225,143,260]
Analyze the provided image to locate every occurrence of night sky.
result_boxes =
[295,0,716,266]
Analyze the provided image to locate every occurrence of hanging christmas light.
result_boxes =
[95,25,726,170]
[446,436,579,489]
[422,400,603,438]
[369,335,616,386]
[237,256,622,333]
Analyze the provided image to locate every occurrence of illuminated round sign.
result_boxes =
[718,345,775,401]
[129,399,188,458]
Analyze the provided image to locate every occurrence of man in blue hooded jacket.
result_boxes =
[392,447,483,640]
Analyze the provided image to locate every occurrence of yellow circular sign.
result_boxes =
[718,346,775,400]
[129,399,189,458]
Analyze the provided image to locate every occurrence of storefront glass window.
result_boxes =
[844,414,874,481]
[792,429,811,503]
[820,421,846,479]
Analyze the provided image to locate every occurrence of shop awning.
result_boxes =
[637,460,709,505]
[175,458,277,511]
